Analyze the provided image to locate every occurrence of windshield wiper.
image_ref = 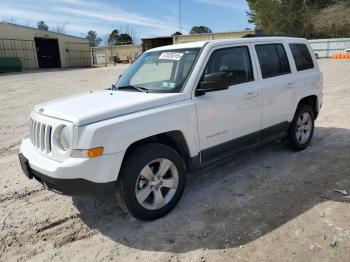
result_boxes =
[117,85,149,93]
[106,84,117,90]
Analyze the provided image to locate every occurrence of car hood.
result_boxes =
[34,90,186,126]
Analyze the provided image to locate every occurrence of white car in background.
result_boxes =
[19,37,323,220]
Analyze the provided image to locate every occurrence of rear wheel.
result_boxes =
[116,143,186,220]
[288,104,315,150]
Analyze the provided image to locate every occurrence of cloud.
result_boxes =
[0,0,179,37]
[194,0,248,11]
[55,7,176,31]
[0,7,65,23]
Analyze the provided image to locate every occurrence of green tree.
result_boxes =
[37,21,48,31]
[108,29,133,45]
[172,31,183,36]
[311,2,350,38]
[108,29,119,46]
[189,26,212,34]
[246,0,350,38]
[279,0,306,35]
[86,30,102,47]
[117,33,133,45]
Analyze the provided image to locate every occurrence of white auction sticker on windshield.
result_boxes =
[159,52,184,61]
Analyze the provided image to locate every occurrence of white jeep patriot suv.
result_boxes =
[19,37,323,220]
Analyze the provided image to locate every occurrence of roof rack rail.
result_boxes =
[242,33,302,38]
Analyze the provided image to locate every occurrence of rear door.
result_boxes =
[194,44,262,161]
[253,42,294,130]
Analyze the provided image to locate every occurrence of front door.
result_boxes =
[194,44,262,162]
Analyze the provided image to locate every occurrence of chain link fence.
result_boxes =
[309,38,350,58]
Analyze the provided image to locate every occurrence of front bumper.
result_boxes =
[19,137,125,198]
[19,153,115,197]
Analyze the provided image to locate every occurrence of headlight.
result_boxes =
[58,125,71,151]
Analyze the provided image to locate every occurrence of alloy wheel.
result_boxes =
[135,158,179,210]
[296,112,313,144]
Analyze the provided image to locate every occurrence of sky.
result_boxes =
[0,0,251,43]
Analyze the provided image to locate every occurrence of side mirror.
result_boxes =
[196,72,229,96]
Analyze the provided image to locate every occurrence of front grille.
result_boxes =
[30,119,52,153]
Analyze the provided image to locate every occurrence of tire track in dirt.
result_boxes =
[36,215,78,233]
[35,214,97,248]
[0,187,44,203]
[1,211,97,260]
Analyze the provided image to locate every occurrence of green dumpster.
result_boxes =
[0,57,23,73]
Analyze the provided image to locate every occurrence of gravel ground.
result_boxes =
[0,60,350,262]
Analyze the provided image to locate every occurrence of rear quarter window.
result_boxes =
[289,43,314,71]
[255,44,291,79]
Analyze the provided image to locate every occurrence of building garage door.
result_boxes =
[34,38,61,68]
[65,42,92,68]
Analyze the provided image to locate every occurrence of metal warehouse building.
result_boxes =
[92,45,142,65]
[141,30,255,51]
[173,30,255,44]
[0,23,91,70]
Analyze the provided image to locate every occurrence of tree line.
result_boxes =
[246,0,350,38]
[38,0,350,49]
[37,21,137,47]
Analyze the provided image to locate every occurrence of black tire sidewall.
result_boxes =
[119,143,186,220]
[289,104,315,150]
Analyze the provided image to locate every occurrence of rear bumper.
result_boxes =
[19,153,115,197]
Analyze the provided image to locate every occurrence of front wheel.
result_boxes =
[116,143,186,221]
[288,104,315,150]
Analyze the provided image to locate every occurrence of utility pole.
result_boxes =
[179,0,182,33]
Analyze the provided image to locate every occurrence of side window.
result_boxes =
[203,46,254,86]
[290,43,314,71]
[255,44,291,79]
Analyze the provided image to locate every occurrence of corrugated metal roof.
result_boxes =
[173,30,255,44]
[141,36,173,40]
[0,22,88,40]
[92,44,142,50]
[176,29,254,38]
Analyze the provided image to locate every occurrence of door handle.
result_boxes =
[245,91,259,99]
[287,83,296,89]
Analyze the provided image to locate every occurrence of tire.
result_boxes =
[116,143,186,221]
[288,104,315,151]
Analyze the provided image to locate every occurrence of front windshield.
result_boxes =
[116,48,200,93]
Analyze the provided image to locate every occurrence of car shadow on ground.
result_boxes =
[73,126,350,252]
